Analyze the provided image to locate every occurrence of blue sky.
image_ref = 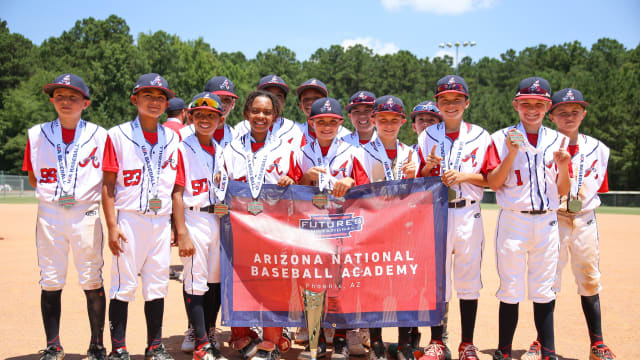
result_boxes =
[2,0,639,63]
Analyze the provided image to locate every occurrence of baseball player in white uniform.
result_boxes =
[235,75,305,148]
[417,76,492,360]
[295,79,351,145]
[102,73,180,360]
[24,73,108,360]
[484,77,571,360]
[520,88,614,360]
[172,92,230,360]
[341,91,377,148]
[225,90,302,360]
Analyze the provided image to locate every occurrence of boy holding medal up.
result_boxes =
[102,73,181,360]
[172,92,229,360]
[24,73,108,360]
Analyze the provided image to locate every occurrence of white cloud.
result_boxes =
[341,37,399,55]
[381,0,497,15]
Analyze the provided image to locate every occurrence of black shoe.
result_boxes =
[298,341,327,360]
[444,344,451,360]
[108,348,130,360]
[410,331,421,350]
[145,344,174,360]
[368,340,386,360]
[492,350,512,360]
[39,345,65,360]
[332,337,349,360]
[87,344,107,360]
[397,343,416,360]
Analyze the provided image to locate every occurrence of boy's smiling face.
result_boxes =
[131,88,169,119]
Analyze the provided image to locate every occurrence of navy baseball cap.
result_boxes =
[515,77,551,101]
[345,91,376,113]
[551,88,589,112]
[205,76,238,98]
[132,73,175,99]
[258,75,290,96]
[43,73,90,99]
[296,78,328,99]
[166,97,186,112]
[372,95,406,116]
[435,75,469,98]
[309,97,343,120]
[410,101,442,121]
[188,92,224,115]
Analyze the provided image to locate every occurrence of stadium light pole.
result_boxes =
[439,41,477,75]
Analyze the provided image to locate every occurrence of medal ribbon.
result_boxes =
[438,122,467,197]
[572,149,585,200]
[131,118,166,202]
[185,134,228,204]
[311,138,340,192]
[372,138,405,180]
[52,119,85,197]
[242,132,272,199]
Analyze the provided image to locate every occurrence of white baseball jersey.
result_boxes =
[417,121,492,202]
[298,138,367,188]
[179,133,227,208]
[224,132,301,185]
[235,117,305,148]
[26,119,107,203]
[361,139,419,182]
[297,121,351,146]
[488,123,569,211]
[558,134,609,212]
[180,123,236,148]
[104,119,180,216]
[341,130,377,148]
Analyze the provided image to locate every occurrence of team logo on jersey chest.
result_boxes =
[330,160,349,177]
[584,160,599,179]
[162,152,177,170]
[266,157,283,175]
[461,148,479,167]
[299,214,364,239]
[79,147,100,168]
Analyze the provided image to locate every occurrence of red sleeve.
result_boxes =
[300,135,307,147]
[175,150,185,187]
[22,139,32,172]
[351,158,370,186]
[287,151,303,183]
[481,142,501,175]
[102,135,119,173]
[417,146,426,176]
[597,170,609,193]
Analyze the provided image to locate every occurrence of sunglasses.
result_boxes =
[374,103,404,113]
[437,83,466,93]
[517,85,550,97]
[350,95,375,105]
[413,104,440,113]
[191,97,221,109]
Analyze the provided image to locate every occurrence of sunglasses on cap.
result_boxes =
[374,102,404,113]
[351,95,375,105]
[517,86,550,97]
[413,104,439,113]
[191,97,221,109]
[437,83,466,93]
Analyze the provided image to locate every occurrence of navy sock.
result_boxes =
[186,294,209,347]
[498,302,518,357]
[41,290,63,350]
[533,301,555,357]
[334,328,347,338]
[144,298,164,349]
[581,295,604,345]
[109,299,128,350]
[430,325,443,342]
[84,288,106,346]
[460,299,478,344]
[204,283,221,333]
[397,327,412,345]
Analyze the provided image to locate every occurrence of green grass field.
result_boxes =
[2,196,639,214]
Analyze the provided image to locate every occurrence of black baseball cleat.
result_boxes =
[39,345,65,360]
[87,344,107,360]
[144,344,174,360]
[108,348,130,360]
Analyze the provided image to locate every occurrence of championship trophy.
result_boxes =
[301,288,326,360]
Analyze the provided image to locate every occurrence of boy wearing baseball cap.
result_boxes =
[235,75,305,147]
[483,77,571,360]
[520,89,614,360]
[410,101,442,139]
[295,79,351,145]
[102,73,181,360]
[172,92,229,360]
[24,73,108,360]
[359,95,419,360]
[164,97,187,135]
[341,90,377,148]
[417,75,492,360]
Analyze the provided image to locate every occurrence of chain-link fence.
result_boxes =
[0,173,35,197]
[481,190,640,207]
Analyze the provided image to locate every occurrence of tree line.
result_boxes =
[1,15,638,189]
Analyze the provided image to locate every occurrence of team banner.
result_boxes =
[220,178,448,328]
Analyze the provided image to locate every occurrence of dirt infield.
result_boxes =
[1,203,637,359]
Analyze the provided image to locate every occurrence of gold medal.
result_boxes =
[448,188,457,201]
[213,203,229,217]
[58,192,76,209]
[248,200,263,215]
[312,193,329,209]
[149,196,162,214]
[568,199,582,213]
